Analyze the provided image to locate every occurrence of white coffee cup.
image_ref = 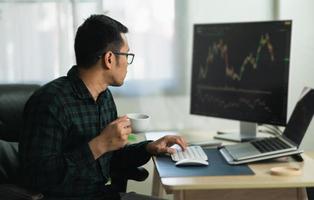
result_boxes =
[127,113,150,133]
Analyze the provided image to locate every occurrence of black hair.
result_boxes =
[74,14,128,68]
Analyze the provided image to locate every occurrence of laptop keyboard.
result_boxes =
[251,137,291,153]
[171,145,208,162]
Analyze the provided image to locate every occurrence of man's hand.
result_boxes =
[146,135,187,155]
[89,116,131,159]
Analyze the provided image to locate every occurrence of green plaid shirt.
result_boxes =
[19,66,151,199]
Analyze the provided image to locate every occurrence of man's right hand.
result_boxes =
[88,115,131,159]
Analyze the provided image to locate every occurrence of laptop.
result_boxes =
[219,87,314,164]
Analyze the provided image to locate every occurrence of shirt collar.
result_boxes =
[67,65,94,100]
[67,65,110,101]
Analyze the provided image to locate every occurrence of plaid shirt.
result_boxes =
[19,66,151,199]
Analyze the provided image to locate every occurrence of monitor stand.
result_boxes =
[214,121,257,142]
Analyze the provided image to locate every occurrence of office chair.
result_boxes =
[0,84,43,199]
[0,84,149,199]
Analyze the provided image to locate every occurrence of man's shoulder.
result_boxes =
[29,76,73,105]
[41,76,71,92]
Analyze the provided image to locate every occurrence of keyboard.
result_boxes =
[171,145,208,162]
[188,140,222,147]
[251,137,291,153]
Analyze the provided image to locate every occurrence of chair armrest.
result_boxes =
[0,184,43,200]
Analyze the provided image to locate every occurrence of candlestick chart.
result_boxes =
[191,21,291,125]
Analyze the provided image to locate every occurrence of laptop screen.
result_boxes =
[283,89,314,146]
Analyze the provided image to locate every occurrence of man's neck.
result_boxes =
[78,66,108,101]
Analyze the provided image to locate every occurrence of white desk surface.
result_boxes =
[157,154,314,192]
[145,130,314,192]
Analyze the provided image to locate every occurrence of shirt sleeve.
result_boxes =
[19,96,99,192]
[110,140,153,170]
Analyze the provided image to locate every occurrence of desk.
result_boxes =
[150,130,314,200]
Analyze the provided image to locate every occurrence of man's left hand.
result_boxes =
[146,135,187,155]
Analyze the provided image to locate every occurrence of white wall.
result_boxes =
[115,0,314,150]
[278,0,314,150]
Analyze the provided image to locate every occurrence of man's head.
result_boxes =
[75,14,128,68]
[75,14,133,86]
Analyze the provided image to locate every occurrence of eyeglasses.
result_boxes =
[113,52,135,65]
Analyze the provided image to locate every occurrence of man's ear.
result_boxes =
[103,51,114,69]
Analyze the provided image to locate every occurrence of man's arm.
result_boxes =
[110,135,187,170]
[110,141,152,170]
[88,116,131,160]
[146,135,187,155]
[19,100,98,192]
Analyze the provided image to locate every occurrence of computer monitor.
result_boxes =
[190,20,292,142]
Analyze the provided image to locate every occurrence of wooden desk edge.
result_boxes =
[154,152,314,193]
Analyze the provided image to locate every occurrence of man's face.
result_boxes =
[111,33,129,86]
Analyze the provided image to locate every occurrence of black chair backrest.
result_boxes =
[0,84,40,184]
[0,84,40,142]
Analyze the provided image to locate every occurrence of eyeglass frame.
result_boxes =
[97,51,135,65]
[112,52,135,65]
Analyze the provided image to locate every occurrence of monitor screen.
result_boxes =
[190,20,291,128]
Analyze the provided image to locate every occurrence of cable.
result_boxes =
[258,124,283,136]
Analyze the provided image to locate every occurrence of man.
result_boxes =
[19,14,187,199]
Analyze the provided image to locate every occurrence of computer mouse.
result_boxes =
[175,158,209,166]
